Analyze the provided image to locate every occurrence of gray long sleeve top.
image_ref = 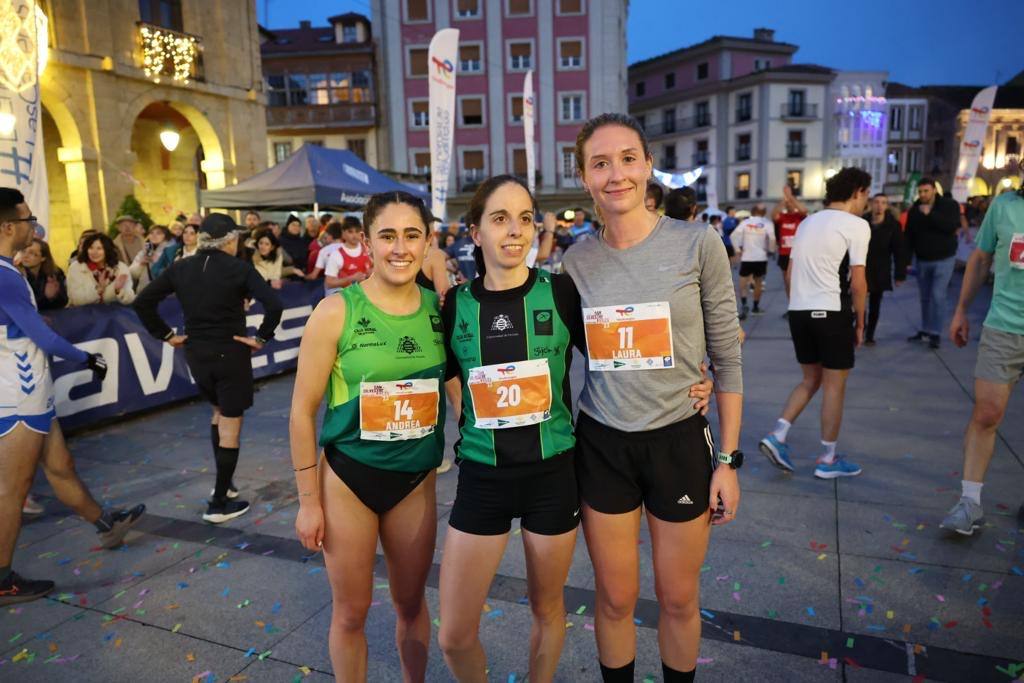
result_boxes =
[564,216,742,432]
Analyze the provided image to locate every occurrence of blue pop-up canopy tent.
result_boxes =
[200,145,427,209]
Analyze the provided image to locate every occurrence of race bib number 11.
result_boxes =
[583,301,675,371]
[359,378,439,441]
[467,358,552,429]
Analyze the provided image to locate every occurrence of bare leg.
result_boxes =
[379,472,437,683]
[522,528,577,682]
[320,464,379,682]
[0,424,45,568]
[962,379,1013,483]
[648,509,711,671]
[752,276,764,304]
[581,504,641,668]
[738,275,751,302]
[438,527,509,682]
[819,369,850,443]
[39,420,102,523]
[780,363,823,425]
[217,415,242,448]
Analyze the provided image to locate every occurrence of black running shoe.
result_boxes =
[928,335,940,349]
[97,504,146,549]
[906,331,928,342]
[0,572,54,605]
[203,499,250,524]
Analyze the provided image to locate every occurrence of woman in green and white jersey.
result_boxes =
[290,191,444,682]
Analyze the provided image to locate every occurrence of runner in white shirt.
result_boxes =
[323,219,372,295]
[305,222,344,281]
[732,205,776,319]
[759,168,870,480]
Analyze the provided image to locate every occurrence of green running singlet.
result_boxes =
[319,283,446,472]
[443,269,579,467]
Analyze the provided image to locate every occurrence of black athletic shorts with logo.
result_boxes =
[788,309,855,370]
[324,446,430,515]
[575,411,716,523]
[449,451,579,536]
[184,342,254,418]
[739,261,767,278]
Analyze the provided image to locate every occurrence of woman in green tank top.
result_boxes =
[289,192,444,682]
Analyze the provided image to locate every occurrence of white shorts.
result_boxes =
[0,331,56,437]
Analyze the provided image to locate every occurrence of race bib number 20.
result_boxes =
[583,301,675,371]
[467,359,552,429]
[359,378,439,441]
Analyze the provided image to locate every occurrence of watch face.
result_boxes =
[731,450,744,468]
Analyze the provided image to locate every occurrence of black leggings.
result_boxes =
[866,290,884,340]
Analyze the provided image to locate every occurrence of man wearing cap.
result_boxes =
[112,215,145,265]
[133,214,283,523]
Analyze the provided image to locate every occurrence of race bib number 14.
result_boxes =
[467,358,552,429]
[359,378,439,441]
[583,301,675,371]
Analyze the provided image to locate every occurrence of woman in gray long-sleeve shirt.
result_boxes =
[565,114,743,683]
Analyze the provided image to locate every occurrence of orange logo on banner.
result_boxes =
[359,379,439,440]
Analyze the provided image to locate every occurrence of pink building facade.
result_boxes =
[371,0,627,211]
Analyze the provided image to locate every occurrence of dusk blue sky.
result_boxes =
[259,0,1023,86]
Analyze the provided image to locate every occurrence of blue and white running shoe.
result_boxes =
[813,456,862,479]
[759,434,794,472]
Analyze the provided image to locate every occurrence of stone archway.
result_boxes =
[38,91,91,261]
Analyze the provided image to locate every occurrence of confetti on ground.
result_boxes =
[172,623,183,633]
[575,605,586,615]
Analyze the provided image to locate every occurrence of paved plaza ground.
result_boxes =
[3,265,1023,682]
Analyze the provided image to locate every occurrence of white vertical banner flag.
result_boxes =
[428,28,459,223]
[523,70,536,196]
[704,167,719,212]
[952,86,997,204]
[0,1,49,238]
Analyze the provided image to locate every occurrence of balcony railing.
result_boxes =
[736,144,751,162]
[461,171,485,192]
[137,21,204,84]
[266,103,376,128]
[693,151,709,166]
[780,103,818,119]
[735,109,752,123]
[643,114,712,138]
[786,141,805,158]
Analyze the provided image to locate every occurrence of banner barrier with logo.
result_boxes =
[952,86,998,204]
[48,281,323,431]
[428,28,459,223]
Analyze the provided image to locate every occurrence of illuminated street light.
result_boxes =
[159,125,180,152]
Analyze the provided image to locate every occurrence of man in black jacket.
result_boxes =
[133,214,283,524]
[863,194,908,345]
[904,178,961,348]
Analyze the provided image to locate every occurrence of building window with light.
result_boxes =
[559,39,583,70]
[736,172,750,199]
[410,100,429,129]
[455,0,480,18]
[508,42,533,71]
[887,149,901,174]
[786,170,802,196]
[459,97,485,127]
[274,142,292,163]
[139,0,183,31]
[459,44,483,73]
[560,93,584,123]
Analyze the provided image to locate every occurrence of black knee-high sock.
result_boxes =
[662,661,696,682]
[210,424,220,454]
[213,446,239,501]
[599,660,634,683]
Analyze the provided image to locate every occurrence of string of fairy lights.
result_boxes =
[138,23,199,85]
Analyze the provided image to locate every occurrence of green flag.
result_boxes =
[903,171,921,205]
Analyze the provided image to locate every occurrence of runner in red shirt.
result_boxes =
[771,183,809,303]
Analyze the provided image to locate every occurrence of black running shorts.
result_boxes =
[449,452,579,536]
[777,254,791,272]
[184,342,254,418]
[575,411,715,523]
[739,261,767,278]
[788,309,855,370]
[324,446,430,515]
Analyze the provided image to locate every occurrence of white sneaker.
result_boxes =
[22,494,44,515]
[209,485,240,499]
